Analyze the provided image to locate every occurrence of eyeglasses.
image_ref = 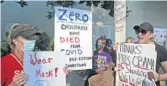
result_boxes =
[135,29,147,35]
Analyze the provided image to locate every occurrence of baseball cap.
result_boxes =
[10,24,41,40]
[133,22,154,33]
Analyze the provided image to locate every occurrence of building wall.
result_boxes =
[126,1,167,39]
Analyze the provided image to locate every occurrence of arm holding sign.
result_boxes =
[149,44,167,82]
[9,72,27,86]
[158,46,167,81]
[1,24,41,86]
[107,62,115,71]
[156,45,167,81]
[149,62,167,82]
[154,61,167,81]
[63,65,72,75]
[158,61,167,81]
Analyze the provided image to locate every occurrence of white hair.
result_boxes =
[7,23,20,52]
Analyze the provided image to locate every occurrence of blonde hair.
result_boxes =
[7,23,20,52]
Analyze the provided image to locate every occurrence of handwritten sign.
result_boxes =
[114,0,126,42]
[24,52,66,86]
[116,43,157,86]
[54,7,92,70]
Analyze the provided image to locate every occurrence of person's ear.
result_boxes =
[12,38,18,45]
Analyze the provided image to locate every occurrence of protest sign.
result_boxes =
[88,70,114,86]
[24,52,66,86]
[114,0,126,42]
[54,7,92,70]
[116,43,157,86]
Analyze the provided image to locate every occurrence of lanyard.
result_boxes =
[10,53,23,68]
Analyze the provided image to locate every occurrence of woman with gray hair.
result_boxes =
[126,37,135,43]
[1,23,41,86]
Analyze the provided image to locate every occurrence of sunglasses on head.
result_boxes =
[135,29,147,35]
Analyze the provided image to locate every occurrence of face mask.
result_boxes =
[107,43,112,47]
[97,44,103,50]
[23,40,35,51]
[108,46,112,50]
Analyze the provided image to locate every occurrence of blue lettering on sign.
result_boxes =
[58,9,67,21]
[58,8,89,22]
[69,12,74,21]
[75,13,81,21]
[82,14,89,22]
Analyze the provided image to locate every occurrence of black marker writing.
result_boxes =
[120,44,142,55]
[118,53,131,65]
[132,56,154,70]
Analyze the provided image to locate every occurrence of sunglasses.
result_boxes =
[135,29,147,35]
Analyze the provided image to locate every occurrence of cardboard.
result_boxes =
[88,70,114,86]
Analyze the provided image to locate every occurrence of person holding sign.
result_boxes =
[126,37,135,43]
[133,22,167,86]
[84,37,113,86]
[1,23,41,86]
[0,23,70,86]
[93,37,113,73]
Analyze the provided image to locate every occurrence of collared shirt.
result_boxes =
[1,53,23,86]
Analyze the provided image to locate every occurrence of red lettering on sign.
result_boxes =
[36,69,54,78]
[30,53,53,65]
[60,37,80,43]
[54,68,58,77]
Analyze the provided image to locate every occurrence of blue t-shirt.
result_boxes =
[93,51,112,71]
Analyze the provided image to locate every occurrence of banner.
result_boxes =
[114,0,126,43]
[54,7,92,70]
[116,43,157,86]
[154,28,167,46]
[24,52,66,86]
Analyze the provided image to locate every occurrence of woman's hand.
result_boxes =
[96,68,104,75]
[107,62,115,71]
[148,71,159,82]
[63,65,72,75]
[10,72,26,86]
